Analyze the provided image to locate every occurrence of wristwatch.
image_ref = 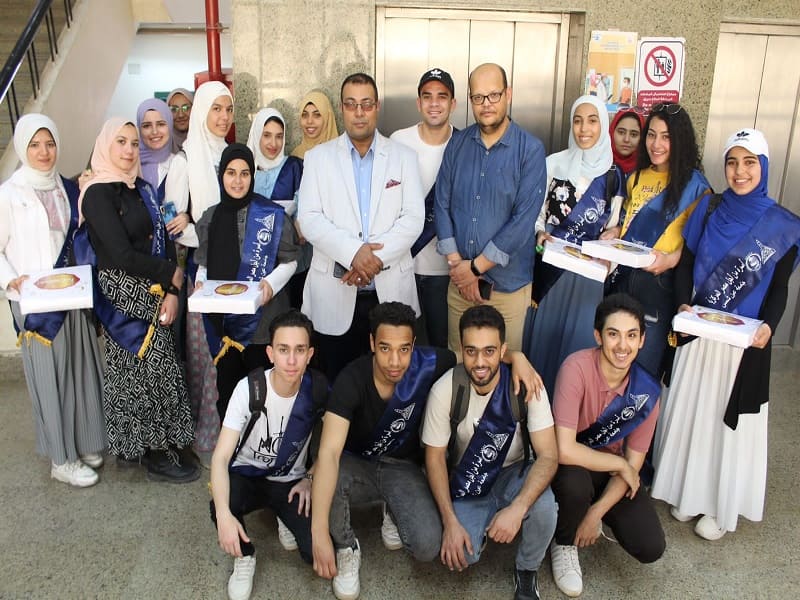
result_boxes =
[470,258,482,277]
[304,472,313,482]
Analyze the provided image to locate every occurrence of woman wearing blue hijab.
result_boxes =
[652,129,800,541]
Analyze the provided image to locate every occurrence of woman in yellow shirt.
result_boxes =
[606,104,711,380]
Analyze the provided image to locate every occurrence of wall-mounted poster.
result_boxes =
[586,31,638,114]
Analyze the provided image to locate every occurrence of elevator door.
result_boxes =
[376,7,571,153]
[703,23,800,346]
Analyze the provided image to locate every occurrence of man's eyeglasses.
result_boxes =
[169,104,192,114]
[342,100,377,112]
[651,103,682,115]
[469,89,506,105]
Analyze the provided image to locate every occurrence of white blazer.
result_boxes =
[298,131,424,335]
[0,171,69,299]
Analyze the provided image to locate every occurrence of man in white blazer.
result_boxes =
[298,72,425,381]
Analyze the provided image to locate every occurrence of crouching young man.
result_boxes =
[209,310,328,600]
[422,305,558,600]
[549,293,665,598]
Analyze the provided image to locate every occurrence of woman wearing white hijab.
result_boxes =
[525,95,624,395]
[164,80,234,459]
[246,107,308,309]
[0,113,106,487]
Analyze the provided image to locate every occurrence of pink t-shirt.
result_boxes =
[553,348,659,455]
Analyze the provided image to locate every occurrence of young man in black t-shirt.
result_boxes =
[311,301,542,600]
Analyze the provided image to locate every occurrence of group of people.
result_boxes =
[1,59,798,600]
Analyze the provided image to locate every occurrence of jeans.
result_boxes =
[415,274,450,349]
[453,462,557,571]
[330,453,441,561]
[609,267,675,380]
[552,465,665,563]
[210,473,313,564]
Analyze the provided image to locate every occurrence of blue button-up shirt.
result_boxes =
[346,134,377,289]
[434,120,546,293]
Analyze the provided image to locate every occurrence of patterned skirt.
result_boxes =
[97,269,194,459]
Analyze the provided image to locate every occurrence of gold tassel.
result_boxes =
[24,331,53,347]
[667,331,678,348]
[213,336,245,365]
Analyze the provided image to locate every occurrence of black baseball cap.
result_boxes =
[417,68,455,97]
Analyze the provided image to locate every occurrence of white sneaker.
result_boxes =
[80,453,104,469]
[550,541,583,597]
[276,517,298,551]
[333,539,361,600]
[670,506,696,523]
[694,515,727,541]
[227,555,256,600]
[51,461,99,488]
[381,504,403,550]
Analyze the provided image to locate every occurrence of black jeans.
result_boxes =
[210,473,312,564]
[316,290,379,382]
[552,465,665,563]
[609,267,675,380]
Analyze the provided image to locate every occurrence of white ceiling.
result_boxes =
[161,0,231,24]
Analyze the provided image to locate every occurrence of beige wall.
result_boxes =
[231,0,799,151]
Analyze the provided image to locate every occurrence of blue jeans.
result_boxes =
[453,462,557,571]
[330,453,442,561]
[415,274,450,349]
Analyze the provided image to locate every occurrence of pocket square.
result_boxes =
[385,179,401,189]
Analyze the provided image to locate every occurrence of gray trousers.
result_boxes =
[330,453,442,562]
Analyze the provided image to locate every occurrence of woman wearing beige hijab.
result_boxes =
[290,90,338,159]
[79,118,197,483]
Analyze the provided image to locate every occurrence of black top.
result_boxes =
[81,181,176,288]
[674,244,798,428]
[327,347,456,462]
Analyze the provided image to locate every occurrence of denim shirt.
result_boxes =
[434,120,546,293]
[346,134,377,290]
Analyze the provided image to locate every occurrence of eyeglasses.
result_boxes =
[618,105,646,114]
[651,103,682,115]
[342,100,377,112]
[169,104,192,114]
[469,89,506,105]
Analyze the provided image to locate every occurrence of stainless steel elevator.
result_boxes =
[375,7,581,153]
[703,22,800,346]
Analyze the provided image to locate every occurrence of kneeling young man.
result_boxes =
[312,301,540,600]
[550,293,665,598]
[423,305,558,600]
[210,310,328,600]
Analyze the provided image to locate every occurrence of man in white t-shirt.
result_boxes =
[210,310,328,600]
[390,68,456,348]
[422,305,558,600]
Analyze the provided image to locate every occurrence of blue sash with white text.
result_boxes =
[623,170,709,248]
[550,172,617,244]
[353,346,438,457]
[19,177,80,342]
[576,362,659,449]
[449,365,517,498]
[693,204,800,314]
[230,372,318,478]
[74,179,167,357]
[204,199,284,358]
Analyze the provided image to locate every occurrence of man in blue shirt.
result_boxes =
[434,63,547,353]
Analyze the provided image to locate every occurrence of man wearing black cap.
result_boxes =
[390,68,457,349]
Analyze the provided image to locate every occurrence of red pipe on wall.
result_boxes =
[205,0,222,80]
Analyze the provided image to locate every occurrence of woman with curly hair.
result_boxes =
[605,104,711,379]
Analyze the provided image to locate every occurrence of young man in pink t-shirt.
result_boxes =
[549,293,665,597]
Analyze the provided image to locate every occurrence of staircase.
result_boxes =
[0,0,71,154]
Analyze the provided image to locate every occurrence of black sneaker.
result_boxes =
[514,568,540,600]
[145,449,200,483]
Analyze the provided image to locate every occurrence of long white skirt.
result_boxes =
[651,336,768,532]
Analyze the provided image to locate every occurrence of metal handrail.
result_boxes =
[0,0,75,134]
